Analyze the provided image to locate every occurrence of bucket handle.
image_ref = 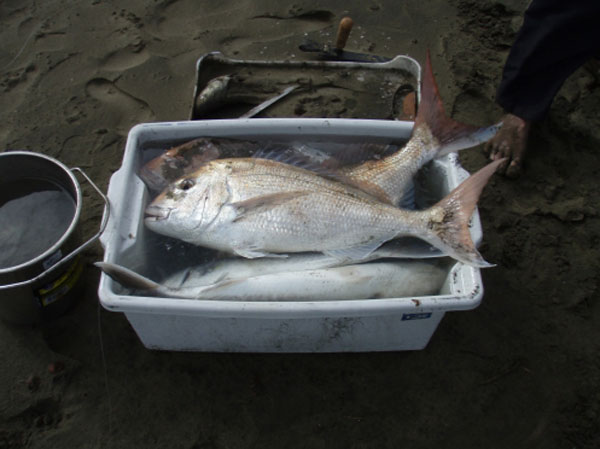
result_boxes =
[0,167,110,289]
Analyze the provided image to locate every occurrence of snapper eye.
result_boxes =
[178,178,195,191]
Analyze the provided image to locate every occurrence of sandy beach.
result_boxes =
[1,0,599,447]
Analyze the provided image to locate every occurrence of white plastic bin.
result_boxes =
[98,118,484,352]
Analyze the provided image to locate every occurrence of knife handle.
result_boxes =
[335,17,354,50]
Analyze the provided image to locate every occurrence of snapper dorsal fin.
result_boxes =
[254,147,398,204]
[253,143,340,172]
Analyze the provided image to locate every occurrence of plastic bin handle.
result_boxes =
[0,167,110,289]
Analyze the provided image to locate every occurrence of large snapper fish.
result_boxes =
[145,155,504,267]
[140,51,499,204]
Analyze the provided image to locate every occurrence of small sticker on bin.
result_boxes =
[401,312,432,321]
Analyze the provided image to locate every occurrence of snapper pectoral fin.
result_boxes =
[230,191,310,222]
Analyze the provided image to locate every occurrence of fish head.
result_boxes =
[144,164,228,241]
[140,139,222,192]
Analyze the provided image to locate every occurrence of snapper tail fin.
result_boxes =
[416,50,500,157]
[423,158,504,267]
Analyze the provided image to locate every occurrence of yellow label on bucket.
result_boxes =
[36,256,84,307]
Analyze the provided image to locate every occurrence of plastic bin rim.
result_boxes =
[126,117,416,135]
[98,271,483,319]
[98,117,483,320]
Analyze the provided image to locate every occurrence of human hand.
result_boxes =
[484,113,531,178]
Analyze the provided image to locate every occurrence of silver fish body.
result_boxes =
[196,260,447,302]
[96,259,448,301]
[146,158,425,257]
[145,157,502,267]
[100,239,441,293]
[194,75,231,116]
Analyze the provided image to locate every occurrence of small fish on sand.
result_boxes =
[193,75,231,117]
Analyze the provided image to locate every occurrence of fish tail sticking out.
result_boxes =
[95,262,197,298]
[415,50,501,157]
[96,261,225,299]
[95,262,163,294]
[421,158,505,267]
[339,50,500,207]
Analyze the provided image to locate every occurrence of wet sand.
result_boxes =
[1,0,599,447]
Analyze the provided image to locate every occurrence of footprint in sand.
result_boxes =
[148,0,251,38]
[146,0,334,56]
[101,46,150,72]
[220,9,335,56]
[85,78,155,135]
[451,89,498,126]
[10,15,69,56]
[33,30,67,53]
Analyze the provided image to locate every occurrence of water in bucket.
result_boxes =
[0,178,76,269]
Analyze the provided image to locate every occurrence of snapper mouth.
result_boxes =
[145,205,171,221]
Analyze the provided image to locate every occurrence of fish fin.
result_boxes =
[437,123,502,156]
[212,272,229,284]
[374,238,442,259]
[423,159,504,267]
[354,143,397,161]
[217,138,261,157]
[322,142,395,167]
[197,277,245,294]
[324,238,393,262]
[233,247,289,259]
[94,262,161,291]
[415,50,498,156]
[254,144,344,178]
[173,267,193,289]
[255,144,399,201]
[252,143,297,161]
[231,191,309,222]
